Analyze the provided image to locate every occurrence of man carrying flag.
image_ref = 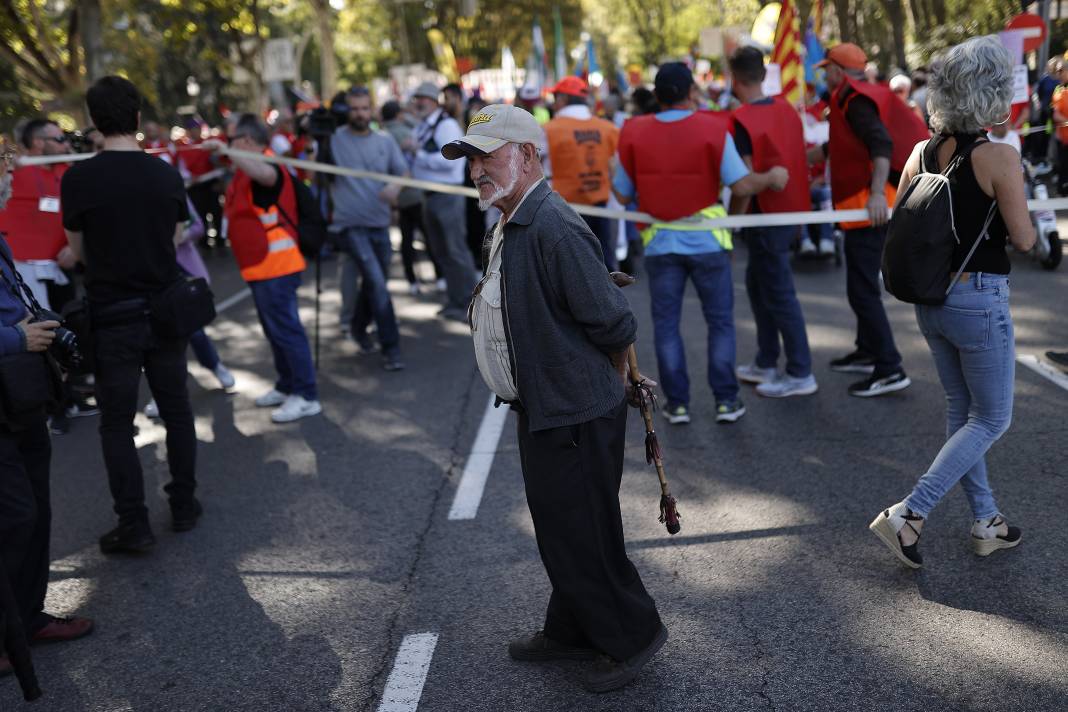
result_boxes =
[809,43,928,397]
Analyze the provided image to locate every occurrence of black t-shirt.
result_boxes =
[61,151,188,303]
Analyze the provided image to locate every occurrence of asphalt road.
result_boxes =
[7,229,1068,712]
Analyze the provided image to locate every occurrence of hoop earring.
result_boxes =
[992,111,1011,126]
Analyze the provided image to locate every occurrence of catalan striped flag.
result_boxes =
[771,0,805,105]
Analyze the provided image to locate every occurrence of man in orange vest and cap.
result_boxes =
[543,76,620,270]
[207,114,320,424]
[728,47,818,400]
[810,43,928,397]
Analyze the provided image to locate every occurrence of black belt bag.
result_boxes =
[0,351,62,428]
[150,277,216,339]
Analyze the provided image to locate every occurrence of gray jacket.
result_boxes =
[494,180,636,432]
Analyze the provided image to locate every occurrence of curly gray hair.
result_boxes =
[927,35,1014,135]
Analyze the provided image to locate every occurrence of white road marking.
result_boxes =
[1017,354,1068,393]
[215,287,252,313]
[376,633,439,712]
[448,394,510,520]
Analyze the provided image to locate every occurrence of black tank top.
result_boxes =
[923,133,1010,274]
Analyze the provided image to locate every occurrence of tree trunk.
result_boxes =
[311,0,337,100]
[880,0,908,69]
[831,0,854,42]
[78,0,104,82]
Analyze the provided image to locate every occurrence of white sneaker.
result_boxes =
[435,278,447,292]
[255,389,287,408]
[756,373,819,398]
[736,363,778,385]
[144,399,159,418]
[818,237,836,254]
[799,237,817,255]
[214,363,236,390]
[271,395,322,423]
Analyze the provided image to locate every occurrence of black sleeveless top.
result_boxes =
[923,133,1010,274]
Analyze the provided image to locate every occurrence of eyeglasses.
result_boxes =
[44,136,68,144]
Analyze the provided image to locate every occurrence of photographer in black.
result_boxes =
[61,76,202,554]
[0,153,93,678]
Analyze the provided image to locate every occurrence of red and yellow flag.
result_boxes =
[771,0,805,105]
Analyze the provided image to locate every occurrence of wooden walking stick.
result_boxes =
[610,271,681,536]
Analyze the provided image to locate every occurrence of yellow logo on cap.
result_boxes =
[468,112,494,128]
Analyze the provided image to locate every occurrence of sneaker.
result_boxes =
[869,502,924,569]
[799,237,817,255]
[829,350,877,374]
[715,400,746,423]
[436,278,448,292]
[49,413,70,435]
[756,373,819,398]
[508,631,598,662]
[99,521,156,555]
[65,401,100,418]
[584,623,668,693]
[408,282,421,296]
[382,355,406,372]
[736,363,777,385]
[1045,350,1068,369]
[143,399,159,418]
[664,403,690,425]
[970,514,1022,557]
[255,389,287,408]
[849,371,911,398]
[818,237,836,254]
[213,363,236,390]
[271,395,322,423]
[354,332,379,354]
[171,498,203,532]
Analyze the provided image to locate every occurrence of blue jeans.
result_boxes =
[645,250,739,406]
[744,225,812,377]
[249,272,318,401]
[808,185,833,243]
[905,273,1013,519]
[189,329,220,371]
[346,227,401,358]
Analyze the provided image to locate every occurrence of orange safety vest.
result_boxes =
[224,152,305,282]
[543,116,619,205]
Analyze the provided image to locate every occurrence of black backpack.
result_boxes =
[276,171,328,258]
[882,137,999,305]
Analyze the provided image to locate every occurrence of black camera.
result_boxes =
[306,107,338,139]
[30,309,81,370]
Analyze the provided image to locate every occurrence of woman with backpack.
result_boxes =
[869,35,1036,569]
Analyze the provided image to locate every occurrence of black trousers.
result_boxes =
[0,420,51,633]
[93,320,196,524]
[516,400,661,662]
[581,203,619,273]
[398,202,442,283]
[844,226,902,377]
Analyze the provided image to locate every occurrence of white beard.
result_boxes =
[476,149,522,211]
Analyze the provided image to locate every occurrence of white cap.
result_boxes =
[441,104,543,160]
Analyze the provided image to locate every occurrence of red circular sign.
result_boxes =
[1006,13,1048,54]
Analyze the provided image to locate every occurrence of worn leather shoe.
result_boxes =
[32,614,94,645]
[508,631,598,662]
[584,624,668,693]
[171,498,203,532]
[99,521,156,554]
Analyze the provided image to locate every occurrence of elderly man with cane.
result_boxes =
[441,105,666,693]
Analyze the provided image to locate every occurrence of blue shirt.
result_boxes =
[614,109,749,256]
[0,238,28,356]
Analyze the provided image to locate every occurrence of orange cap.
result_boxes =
[815,43,868,71]
[551,76,589,98]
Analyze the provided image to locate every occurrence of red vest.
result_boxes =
[618,112,727,222]
[224,156,305,282]
[828,76,929,204]
[0,164,68,261]
[731,98,810,214]
[180,138,214,177]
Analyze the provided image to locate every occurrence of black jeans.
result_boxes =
[516,400,661,662]
[844,226,902,376]
[93,319,196,524]
[399,202,442,284]
[0,420,51,632]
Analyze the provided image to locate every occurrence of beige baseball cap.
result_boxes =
[441,104,543,160]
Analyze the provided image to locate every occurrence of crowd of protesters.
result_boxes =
[0,29,1057,688]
